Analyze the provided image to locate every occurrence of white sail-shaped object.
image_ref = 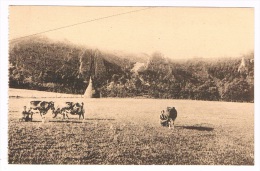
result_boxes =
[84,77,93,98]
[238,57,247,73]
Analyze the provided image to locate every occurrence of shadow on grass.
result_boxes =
[50,120,83,123]
[50,118,115,123]
[85,118,115,121]
[22,118,115,123]
[21,120,79,123]
[176,125,214,131]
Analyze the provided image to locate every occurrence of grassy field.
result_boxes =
[8,89,254,165]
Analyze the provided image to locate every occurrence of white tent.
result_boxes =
[84,77,93,98]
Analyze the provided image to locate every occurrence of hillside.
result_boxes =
[9,37,254,102]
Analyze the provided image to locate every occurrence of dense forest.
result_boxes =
[9,37,254,102]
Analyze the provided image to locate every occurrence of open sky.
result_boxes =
[9,6,254,59]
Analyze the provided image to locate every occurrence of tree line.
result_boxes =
[9,37,254,102]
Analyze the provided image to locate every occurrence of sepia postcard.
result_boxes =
[1,1,260,171]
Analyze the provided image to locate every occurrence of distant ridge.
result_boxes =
[9,36,254,102]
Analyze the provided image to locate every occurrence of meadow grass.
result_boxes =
[8,97,254,165]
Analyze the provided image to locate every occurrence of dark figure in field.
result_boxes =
[20,106,33,122]
[160,110,168,126]
[160,107,177,129]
